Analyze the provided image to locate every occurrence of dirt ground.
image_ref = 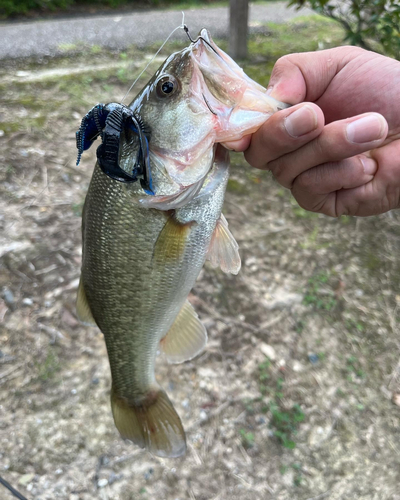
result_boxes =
[0,17,399,500]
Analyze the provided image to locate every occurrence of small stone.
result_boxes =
[392,393,400,407]
[199,410,207,421]
[22,298,33,306]
[97,478,108,488]
[308,425,332,448]
[2,288,15,310]
[308,353,319,364]
[0,130,4,137]
[262,288,303,310]
[144,468,154,480]
[61,308,79,328]
[292,360,304,372]
[96,424,107,435]
[18,473,35,485]
[260,343,276,361]
[91,377,100,385]
[277,359,286,368]
[198,367,217,378]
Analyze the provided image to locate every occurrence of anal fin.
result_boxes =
[76,277,96,326]
[160,300,207,364]
[206,214,241,275]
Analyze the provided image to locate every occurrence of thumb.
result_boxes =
[268,46,363,104]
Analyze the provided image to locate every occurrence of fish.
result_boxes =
[76,29,288,458]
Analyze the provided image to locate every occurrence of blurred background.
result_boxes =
[0,0,399,499]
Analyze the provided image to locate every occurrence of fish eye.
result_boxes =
[156,75,178,98]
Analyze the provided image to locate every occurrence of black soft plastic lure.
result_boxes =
[75,102,154,195]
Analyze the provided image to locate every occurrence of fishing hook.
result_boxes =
[183,25,221,57]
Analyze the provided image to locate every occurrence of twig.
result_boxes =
[0,363,23,380]
[35,264,58,275]
[254,314,284,333]
[0,355,16,364]
[108,450,143,467]
[188,488,197,500]
[186,400,235,432]
[306,490,332,500]
[37,322,65,341]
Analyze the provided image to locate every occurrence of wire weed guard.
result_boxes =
[75,102,154,195]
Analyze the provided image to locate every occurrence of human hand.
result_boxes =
[228,47,400,217]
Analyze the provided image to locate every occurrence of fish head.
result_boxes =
[130,45,215,186]
[129,29,288,187]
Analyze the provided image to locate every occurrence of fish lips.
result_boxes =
[190,29,290,143]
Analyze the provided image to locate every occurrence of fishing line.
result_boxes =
[120,12,187,104]
[0,475,28,500]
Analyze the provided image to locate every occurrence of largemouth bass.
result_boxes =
[77,29,288,458]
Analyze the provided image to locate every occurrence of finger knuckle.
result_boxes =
[270,54,299,80]
[268,159,286,185]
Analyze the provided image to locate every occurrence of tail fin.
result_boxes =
[111,387,186,458]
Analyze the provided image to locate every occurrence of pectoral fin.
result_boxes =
[160,300,207,364]
[76,278,96,326]
[153,214,195,264]
[206,214,241,275]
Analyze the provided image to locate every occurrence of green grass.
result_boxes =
[240,358,306,450]
[36,348,60,383]
[303,270,338,311]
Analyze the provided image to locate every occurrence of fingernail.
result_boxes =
[284,105,318,138]
[360,157,378,176]
[346,114,385,144]
[266,86,274,95]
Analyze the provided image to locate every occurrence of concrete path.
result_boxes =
[0,2,312,60]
